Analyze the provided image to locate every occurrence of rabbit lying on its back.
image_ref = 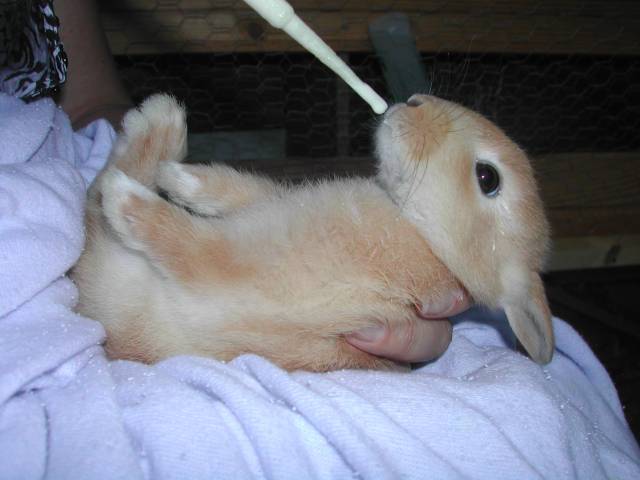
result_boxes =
[72,93,552,372]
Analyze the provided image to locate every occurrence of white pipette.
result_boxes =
[243,0,388,114]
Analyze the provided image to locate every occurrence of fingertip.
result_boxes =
[346,318,452,363]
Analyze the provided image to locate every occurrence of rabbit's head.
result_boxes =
[375,94,553,364]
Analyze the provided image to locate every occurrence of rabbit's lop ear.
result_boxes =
[503,272,554,364]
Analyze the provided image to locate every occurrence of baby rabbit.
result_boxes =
[72,93,553,372]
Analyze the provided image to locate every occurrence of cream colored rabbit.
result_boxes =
[72,93,553,371]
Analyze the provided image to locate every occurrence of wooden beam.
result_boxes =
[100,1,640,55]
[534,152,640,237]
[184,146,640,268]
[549,235,640,271]
[102,1,640,17]
[248,151,640,239]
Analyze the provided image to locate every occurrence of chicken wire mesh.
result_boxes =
[102,0,640,178]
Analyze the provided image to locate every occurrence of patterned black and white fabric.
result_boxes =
[0,0,67,100]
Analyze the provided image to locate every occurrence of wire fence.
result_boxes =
[104,0,640,177]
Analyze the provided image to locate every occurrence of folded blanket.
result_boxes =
[1,92,639,479]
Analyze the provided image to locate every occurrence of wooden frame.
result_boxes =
[101,0,640,55]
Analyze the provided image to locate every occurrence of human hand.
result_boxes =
[345,290,471,363]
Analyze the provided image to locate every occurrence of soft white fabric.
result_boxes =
[1,93,639,479]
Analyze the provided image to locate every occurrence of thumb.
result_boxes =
[345,318,452,363]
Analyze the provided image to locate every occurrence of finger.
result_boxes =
[345,318,452,363]
[417,289,471,319]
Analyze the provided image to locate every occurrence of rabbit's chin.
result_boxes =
[374,132,417,207]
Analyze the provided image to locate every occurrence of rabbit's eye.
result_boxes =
[475,162,500,197]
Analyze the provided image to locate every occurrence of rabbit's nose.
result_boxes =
[407,94,428,107]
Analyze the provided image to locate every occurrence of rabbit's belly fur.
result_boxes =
[75,176,459,371]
